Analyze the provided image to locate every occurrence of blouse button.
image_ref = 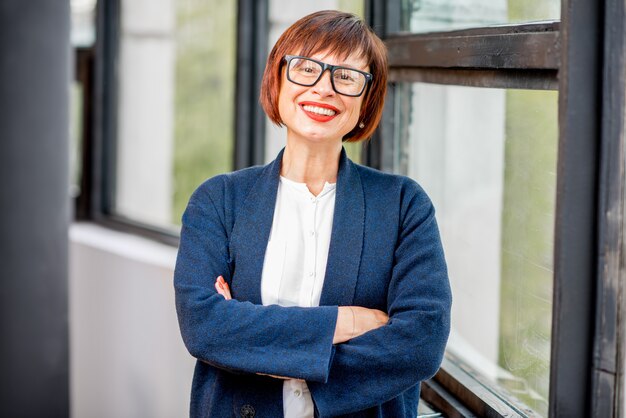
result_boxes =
[309,230,315,237]
[240,404,255,418]
[294,389,302,397]
[308,271,315,277]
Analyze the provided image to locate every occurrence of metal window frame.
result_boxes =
[366,0,625,417]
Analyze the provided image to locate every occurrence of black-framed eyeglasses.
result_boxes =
[283,55,372,97]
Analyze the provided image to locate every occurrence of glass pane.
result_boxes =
[394,83,557,416]
[71,0,97,47]
[115,0,236,228]
[400,0,560,33]
[265,0,364,165]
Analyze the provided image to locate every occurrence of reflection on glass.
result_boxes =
[395,83,557,416]
[114,0,236,228]
[400,0,560,33]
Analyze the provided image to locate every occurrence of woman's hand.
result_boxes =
[333,306,389,344]
[215,276,232,300]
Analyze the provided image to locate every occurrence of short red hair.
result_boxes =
[259,10,388,142]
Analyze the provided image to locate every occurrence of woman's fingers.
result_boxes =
[333,306,389,344]
[353,307,388,337]
[214,276,232,300]
[256,372,291,379]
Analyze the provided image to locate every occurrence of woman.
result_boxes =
[174,10,451,418]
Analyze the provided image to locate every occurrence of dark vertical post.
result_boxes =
[235,0,269,169]
[550,0,603,416]
[0,1,70,416]
[591,0,625,415]
[93,0,120,219]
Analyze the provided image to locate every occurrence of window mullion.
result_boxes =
[590,0,626,414]
[550,0,603,415]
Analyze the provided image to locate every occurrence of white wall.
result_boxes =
[69,223,194,418]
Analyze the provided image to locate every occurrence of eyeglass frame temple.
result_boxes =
[283,55,373,97]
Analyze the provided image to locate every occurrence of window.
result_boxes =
[394,83,557,415]
[368,0,622,415]
[113,0,237,229]
[400,0,560,33]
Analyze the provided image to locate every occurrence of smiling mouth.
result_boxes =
[301,104,337,116]
[299,102,340,122]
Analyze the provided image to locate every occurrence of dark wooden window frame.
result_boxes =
[365,0,625,417]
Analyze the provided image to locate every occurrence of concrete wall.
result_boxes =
[0,1,70,415]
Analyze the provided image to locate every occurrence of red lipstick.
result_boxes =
[299,101,340,122]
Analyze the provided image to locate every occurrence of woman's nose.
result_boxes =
[312,71,335,96]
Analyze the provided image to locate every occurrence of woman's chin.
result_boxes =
[288,127,347,145]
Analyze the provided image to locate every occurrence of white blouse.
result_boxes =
[260,176,337,418]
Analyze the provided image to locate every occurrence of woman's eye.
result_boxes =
[336,70,355,82]
[294,64,319,75]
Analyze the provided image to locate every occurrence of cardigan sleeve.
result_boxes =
[308,188,452,416]
[174,183,338,383]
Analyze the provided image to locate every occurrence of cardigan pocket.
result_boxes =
[260,238,286,306]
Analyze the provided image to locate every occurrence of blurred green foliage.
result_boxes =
[508,0,560,23]
[496,3,560,416]
[172,0,236,225]
[499,90,558,416]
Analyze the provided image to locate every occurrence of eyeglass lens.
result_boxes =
[287,57,366,96]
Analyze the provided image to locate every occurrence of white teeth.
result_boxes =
[302,105,336,116]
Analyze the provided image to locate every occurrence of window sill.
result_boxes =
[69,221,178,269]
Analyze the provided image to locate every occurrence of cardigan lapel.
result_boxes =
[229,148,364,307]
[319,149,364,307]
[229,150,282,305]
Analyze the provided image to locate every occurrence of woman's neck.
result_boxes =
[280,140,342,196]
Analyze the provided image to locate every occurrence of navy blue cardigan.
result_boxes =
[174,149,452,417]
